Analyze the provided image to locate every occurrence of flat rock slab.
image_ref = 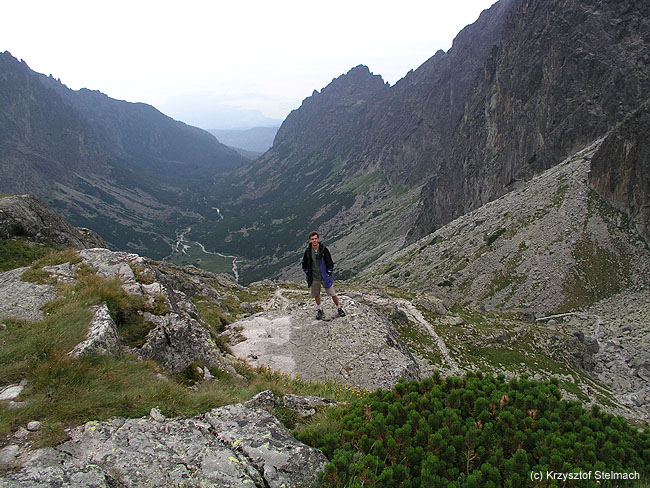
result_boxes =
[227,300,421,390]
[0,267,56,322]
[0,404,326,488]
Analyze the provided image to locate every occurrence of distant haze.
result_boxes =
[160,93,282,130]
[208,127,280,153]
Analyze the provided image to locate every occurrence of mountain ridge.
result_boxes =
[203,0,649,283]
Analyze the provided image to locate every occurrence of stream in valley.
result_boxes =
[164,227,240,281]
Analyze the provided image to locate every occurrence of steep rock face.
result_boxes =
[361,0,517,185]
[589,100,650,243]
[412,0,650,238]
[0,54,110,193]
[0,194,106,249]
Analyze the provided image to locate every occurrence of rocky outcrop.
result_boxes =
[68,304,120,358]
[75,248,236,374]
[0,267,57,321]
[0,194,105,249]
[224,289,421,390]
[0,404,327,487]
[139,311,225,373]
[589,100,650,243]
[246,390,340,419]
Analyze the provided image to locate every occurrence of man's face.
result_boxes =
[310,235,319,249]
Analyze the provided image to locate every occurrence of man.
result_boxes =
[301,231,346,320]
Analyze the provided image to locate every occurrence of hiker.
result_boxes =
[301,231,346,319]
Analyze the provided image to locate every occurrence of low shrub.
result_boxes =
[298,373,650,487]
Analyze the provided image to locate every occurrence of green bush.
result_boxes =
[298,373,650,487]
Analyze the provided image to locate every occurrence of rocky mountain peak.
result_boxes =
[318,64,387,100]
[273,65,388,153]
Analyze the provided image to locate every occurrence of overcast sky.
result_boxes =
[2,0,497,129]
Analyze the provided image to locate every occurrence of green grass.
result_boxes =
[338,170,386,194]
[0,253,370,448]
[0,239,60,272]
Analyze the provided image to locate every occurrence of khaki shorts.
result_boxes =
[310,280,336,298]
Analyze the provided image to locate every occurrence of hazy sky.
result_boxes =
[2,0,497,128]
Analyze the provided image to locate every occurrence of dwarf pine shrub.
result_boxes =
[297,373,650,488]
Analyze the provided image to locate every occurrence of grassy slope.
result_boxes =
[0,244,363,448]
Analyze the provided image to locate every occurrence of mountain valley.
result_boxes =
[1,0,650,484]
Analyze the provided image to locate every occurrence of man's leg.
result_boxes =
[311,281,324,319]
[327,288,345,317]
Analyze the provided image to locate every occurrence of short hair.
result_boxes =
[309,231,319,239]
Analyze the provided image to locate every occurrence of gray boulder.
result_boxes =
[139,312,224,373]
[0,267,57,321]
[246,390,340,419]
[414,295,449,315]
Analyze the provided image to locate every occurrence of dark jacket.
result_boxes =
[302,242,334,288]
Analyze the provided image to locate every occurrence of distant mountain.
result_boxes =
[0,51,247,257]
[208,126,279,154]
[193,0,649,283]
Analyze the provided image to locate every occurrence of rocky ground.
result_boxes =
[0,404,326,488]
[223,285,420,390]
[222,280,648,424]
[584,291,650,410]
[362,140,650,316]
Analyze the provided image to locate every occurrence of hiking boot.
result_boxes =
[316,309,324,320]
[337,307,346,317]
